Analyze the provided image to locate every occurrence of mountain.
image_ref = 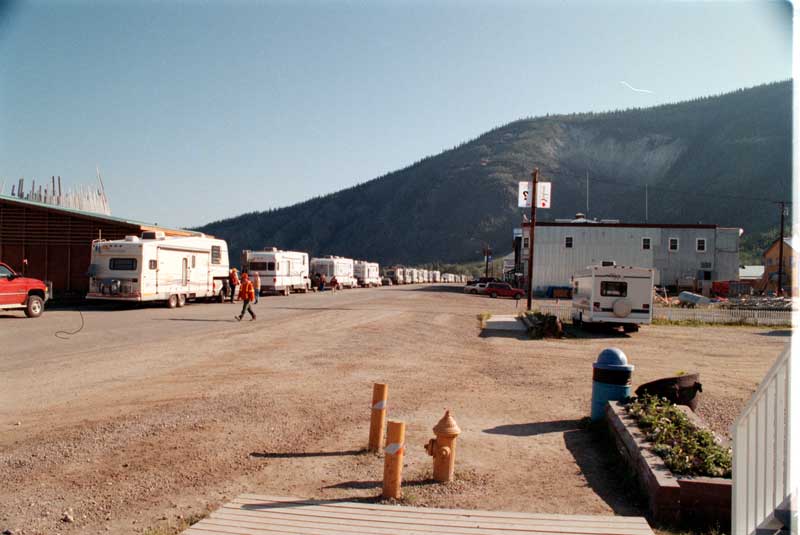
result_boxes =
[197,81,792,266]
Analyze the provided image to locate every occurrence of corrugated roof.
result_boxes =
[0,194,197,235]
[739,265,765,279]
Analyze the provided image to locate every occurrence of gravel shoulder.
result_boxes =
[0,285,789,534]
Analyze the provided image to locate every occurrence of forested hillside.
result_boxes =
[198,81,792,266]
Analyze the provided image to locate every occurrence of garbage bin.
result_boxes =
[591,348,634,421]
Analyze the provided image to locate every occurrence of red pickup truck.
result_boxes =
[0,262,50,318]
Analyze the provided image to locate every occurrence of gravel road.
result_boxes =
[0,285,788,534]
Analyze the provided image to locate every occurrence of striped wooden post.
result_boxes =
[382,420,405,499]
[368,383,388,451]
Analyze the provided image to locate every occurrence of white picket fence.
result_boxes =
[535,303,792,326]
[731,346,792,535]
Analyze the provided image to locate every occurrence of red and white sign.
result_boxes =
[518,181,552,209]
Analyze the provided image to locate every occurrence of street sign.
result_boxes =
[518,181,552,208]
[537,181,551,209]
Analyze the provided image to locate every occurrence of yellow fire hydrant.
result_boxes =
[424,410,461,482]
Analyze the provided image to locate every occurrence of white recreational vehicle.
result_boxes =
[354,260,381,287]
[431,270,441,283]
[87,231,229,307]
[310,256,357,288]
[385,266,405,285]
[242,248,310,295]
[571,264,654,332]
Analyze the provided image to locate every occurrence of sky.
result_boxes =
[0,0,793,228]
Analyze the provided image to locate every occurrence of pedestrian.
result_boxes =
[252,271,261,304]
[330,275,338,293]
[319,274,326,292]
[228,268,240,303]
[235,272,257,321]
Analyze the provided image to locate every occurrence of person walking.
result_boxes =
[330,275,338,293]
[252,271,261,304]
[319,274,326,292]
[228,268,239,303]
[235,273,257,321]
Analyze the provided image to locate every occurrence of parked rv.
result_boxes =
[87,232,229,307]
[571,264,654,332]
[354,260,381,287]
[310,256,357,289]
[404,268,416,284]
[385,266,405,285]
[431,270,441,283]
[242,248,310,296]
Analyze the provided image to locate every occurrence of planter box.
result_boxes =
[606,401,731,530]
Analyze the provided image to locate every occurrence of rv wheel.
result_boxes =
[177,294,187,307]
[167,294,178,309]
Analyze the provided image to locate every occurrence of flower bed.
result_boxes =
[626,395,731,478]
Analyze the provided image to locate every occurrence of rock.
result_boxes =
[3,529,15,534]
[61,512,74,523]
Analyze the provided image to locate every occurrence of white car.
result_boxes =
[464,282,488,295]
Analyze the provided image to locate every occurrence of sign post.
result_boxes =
[526,169,539,311]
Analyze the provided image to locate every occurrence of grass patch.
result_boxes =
[626,395,731,478]
[652,317,790,328]
[476,312,492,328]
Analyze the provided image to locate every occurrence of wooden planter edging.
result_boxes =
[606,401,731,530]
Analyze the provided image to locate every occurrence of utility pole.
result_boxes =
[483,244,491,278]
[777,201,787,296]
[526,168,539,311]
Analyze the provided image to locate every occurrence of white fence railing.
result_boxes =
[534,303,792,326]
[732,346,792,535]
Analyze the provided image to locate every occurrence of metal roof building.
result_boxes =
[511,220,741,292]
[0,195,198,299]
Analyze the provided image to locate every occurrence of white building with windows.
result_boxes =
[512,219,741,292]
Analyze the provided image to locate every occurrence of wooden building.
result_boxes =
[759,237,797,295]
[0,195,195,299]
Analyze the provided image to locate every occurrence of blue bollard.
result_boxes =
[591,348,634,421]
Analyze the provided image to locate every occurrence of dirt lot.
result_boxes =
[0,285,789,534]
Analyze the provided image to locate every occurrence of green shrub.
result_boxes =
[626,395,731,478]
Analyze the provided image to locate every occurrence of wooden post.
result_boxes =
[526,168,539,311]
[382,420,405,499]
[368,383,388,451]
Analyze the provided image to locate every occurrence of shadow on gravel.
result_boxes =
[409,285,466,294]
[478,330,530,340]
[563,427,645,516]
[563,325,631,339]
[323,477,437,490]
[483,419,584,436]
[165,318,238,323]
[757,329,792,337]
[250,449,367,459]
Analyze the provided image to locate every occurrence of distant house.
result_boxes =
[759,237,796,295]
[738,265,764,281]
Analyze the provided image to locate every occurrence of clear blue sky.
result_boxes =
[0,0,792,228]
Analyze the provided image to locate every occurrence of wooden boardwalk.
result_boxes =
[182,494,654,535]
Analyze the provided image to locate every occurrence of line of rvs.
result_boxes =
[384,266,467,285]
[86,232,431,306]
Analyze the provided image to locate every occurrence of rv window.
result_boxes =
[642,238,651,250]
[669,238,679,252]
[192,255,196,268]
[267,262,276,271]
[211,246,221,264]
[565,236,573,248]
[109,258,137,271]
[696,238,706,252]
[149,260,157,270]
[600,281,627,297]
[249,262,267,271]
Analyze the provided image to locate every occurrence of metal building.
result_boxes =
[0,195,197,299]
[511,220,740,292]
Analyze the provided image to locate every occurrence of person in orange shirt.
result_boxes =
[235,272,256,321]
[228,268,240,303]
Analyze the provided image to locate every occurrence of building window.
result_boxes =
[669,238,679,252]
[148,260,157,270]
[523,237,529,249]
[565,236,573,248]
[642,237,651,250]
[696,238,706,252]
